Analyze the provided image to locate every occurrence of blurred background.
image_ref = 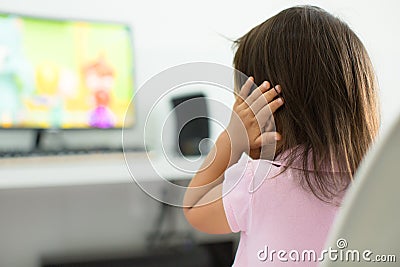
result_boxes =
[0,0,398,266]
[0,0,399,150]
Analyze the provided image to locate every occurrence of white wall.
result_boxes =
[0,0,399,150]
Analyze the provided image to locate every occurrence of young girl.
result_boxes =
[183,5,379,266]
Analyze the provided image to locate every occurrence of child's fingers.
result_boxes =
[243,81,271,107]
[264,119,275,132]
[255,97,284,127]
[254,132,281,147]
[268,97,284,114]
[250,85,281,114]
[237,76,254,103]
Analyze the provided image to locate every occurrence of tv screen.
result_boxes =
[0,13,134,129]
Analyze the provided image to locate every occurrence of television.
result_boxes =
[0,12,135,129]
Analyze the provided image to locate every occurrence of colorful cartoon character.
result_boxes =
[84,53,116,128]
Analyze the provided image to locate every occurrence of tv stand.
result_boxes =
[33,129,44,152]
[31,129,66,153]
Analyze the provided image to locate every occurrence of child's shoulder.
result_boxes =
[224,154,286,194]
[222,154,289,233]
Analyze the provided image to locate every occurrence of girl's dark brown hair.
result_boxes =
[233,5,380,202]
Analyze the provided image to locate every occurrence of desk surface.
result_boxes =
[0,152,227,267]
[0,152,204,189]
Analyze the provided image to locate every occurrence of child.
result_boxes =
[183,5,379,266]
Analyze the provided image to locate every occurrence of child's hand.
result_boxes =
[226,77,284,158]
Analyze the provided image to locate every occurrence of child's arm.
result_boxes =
[183,77,283,234]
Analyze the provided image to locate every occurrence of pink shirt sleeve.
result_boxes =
[222,155,254,233]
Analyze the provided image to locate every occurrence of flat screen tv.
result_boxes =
[0,12,135,129]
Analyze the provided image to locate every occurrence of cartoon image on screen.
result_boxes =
[0,14,134,129]
[84,54,116,128]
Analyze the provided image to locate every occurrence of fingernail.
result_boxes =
[278,97,284,104]
[275,134,281,140]
[275,85,281,93]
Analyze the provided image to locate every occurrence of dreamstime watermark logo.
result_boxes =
[122,62,277,207]
[257,238,397,263]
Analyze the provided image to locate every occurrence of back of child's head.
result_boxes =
[233,5,380,201]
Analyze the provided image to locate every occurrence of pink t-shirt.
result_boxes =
[222,154,341,266]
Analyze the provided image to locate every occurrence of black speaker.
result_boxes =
[171,93,210,156]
